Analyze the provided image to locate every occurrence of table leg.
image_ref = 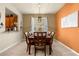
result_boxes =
[29,45,31,55]
[49,45,51,55]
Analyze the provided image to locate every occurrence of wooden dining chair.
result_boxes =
[46,31,55,55]
[24,32,29,52]
[24,32,34,55]
[49,32,55,55]
[34,32,47,56]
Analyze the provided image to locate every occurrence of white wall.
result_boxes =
[0,3,23,53]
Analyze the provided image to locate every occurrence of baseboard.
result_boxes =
[0,41,22,54]
[55,39,79,56]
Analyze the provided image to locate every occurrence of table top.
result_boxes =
[28,34,51,38]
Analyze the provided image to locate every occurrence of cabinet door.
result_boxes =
[9,16,15,28]
[5,16,10,28]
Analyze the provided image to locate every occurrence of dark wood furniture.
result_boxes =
[47,32,55,55]
[34,32,47,56]
[24,32,34,54]
[25,32,55,55]
[5,15,17,31]
[28,32,34,54]
[24,32,29,52]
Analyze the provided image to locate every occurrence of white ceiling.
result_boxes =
[5,8,16,15]
[12,3,65,14]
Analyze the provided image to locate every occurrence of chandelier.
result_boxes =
[38,3,42,23]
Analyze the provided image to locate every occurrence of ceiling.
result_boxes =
[12,3,65,14]
[5,8,16,15]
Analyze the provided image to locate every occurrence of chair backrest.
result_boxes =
[34,32,47,46]
[47,31,52,37]
[51,32,55,43]
[24,32,29,44]
[51,32,55,37]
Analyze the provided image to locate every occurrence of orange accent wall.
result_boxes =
[55,3,79,53]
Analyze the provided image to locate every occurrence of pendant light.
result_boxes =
[38,3,41,23]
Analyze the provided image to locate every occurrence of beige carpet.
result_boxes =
[0,39,78,56]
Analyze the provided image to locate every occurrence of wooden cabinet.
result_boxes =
[5,16,10,28]
[5,15,17,31]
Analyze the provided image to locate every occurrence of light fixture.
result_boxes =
[38,3,41,23]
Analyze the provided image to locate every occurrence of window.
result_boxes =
[31,17,48,32]
[61,11,78,28]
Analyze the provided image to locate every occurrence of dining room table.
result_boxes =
[27,32,54,55]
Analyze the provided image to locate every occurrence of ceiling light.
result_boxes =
[38,3,41,22]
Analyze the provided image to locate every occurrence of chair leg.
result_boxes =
[26,45,28,52]
[50,44,52,54]
[51,45,53,52]
[28,45,31,55]
[34,47,36,56]
[49,45,51,55]
[44,46,46,56]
